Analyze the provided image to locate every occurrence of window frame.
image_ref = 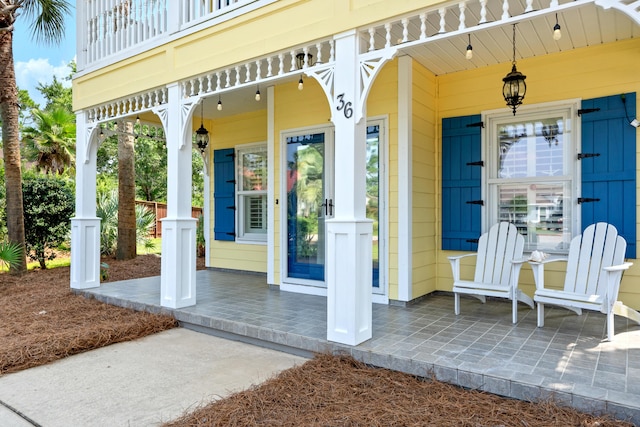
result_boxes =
[235,142,268,244]
[482,100,581,254]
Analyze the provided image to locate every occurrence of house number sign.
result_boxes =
[336,93,353,119]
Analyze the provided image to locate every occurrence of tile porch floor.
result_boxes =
[77,269,640,424]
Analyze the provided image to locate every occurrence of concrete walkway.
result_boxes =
[0,328,306,426]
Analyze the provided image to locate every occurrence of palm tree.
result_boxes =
[21,107,76,174]
[0,0,72,273]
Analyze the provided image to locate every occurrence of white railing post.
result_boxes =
[167,0,180,34]
[76,0,87,70]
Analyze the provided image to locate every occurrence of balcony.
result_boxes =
[76,0,276,72]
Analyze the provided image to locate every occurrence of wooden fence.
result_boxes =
[135,200,203,238]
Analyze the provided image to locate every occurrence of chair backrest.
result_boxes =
[564,222,627,296]
[474,222,524,286]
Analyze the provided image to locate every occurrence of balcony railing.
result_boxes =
[78,0,269,71]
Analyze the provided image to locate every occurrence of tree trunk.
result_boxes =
[116,120,137,260]
[0,31,27,273]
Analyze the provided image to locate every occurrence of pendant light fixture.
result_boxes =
[502,24,527,116]
[255,86,261,101]
[465,34,473,60]
[217,95,223,111]
[195,99,209,155]
[553,14,562,40]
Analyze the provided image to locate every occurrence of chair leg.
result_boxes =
[454,293,461,315]
[512,296,518,324]
[606,311,615,341]
[537,303,545,327]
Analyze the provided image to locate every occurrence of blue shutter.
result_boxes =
[214,148,236,241]
[442,115,482,251]
[581,93,636,258]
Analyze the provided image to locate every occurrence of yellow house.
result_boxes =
[71,0,640,346]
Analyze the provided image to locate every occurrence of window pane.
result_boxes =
[498,118,564,178]
[241,148,267,191]
[497,183,570,252]
[243,194,267,234]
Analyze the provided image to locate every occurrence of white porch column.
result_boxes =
[71,110,101,289]
[397,55,413,302]
[326,30,373,345]
[159,84,197,309]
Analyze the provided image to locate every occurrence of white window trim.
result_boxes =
[481,99,581,253]
[236,142,268,244]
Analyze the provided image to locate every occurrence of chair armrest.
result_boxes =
[447,253,478,261]
[528,257,568,291]
[448,253,477,282]
[527,256,568,266]
[603,262,633,272]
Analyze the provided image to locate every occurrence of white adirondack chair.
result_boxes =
[449,222,534,323]
[530,222,640,341]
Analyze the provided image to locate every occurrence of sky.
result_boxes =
[13,3,77,108]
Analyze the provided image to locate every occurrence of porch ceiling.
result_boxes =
[397,2,639,76]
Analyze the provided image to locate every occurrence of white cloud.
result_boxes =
[15,58,74,107]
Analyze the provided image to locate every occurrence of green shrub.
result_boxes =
[0,241,23,271]
[96,190,156,256]
[23,176,75,269]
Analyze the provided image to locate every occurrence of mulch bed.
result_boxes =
[0,256,634,426]
[164,353,633,427]
[0,254,205,375]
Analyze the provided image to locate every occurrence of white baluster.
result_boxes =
[479,0,487,24]
[420,13,427,39]
[255,60,262,81]
[329,40,335,62]
[303,46,309,67]
[525,0,533,13]
[225,69,231,88]
[439,8,446,33]
[459,1,467,31]
[368,28,376,51]
[290,50,296,72]
[278,53,285,75]
[206,73,213,92]
[402,18,409,43]
[502,0,510,20]
[315,43,322,64]
[384,23,391,48]
[235,66,241,86]
[245,64,251,83]
[215,72,222,91]
[267,57,273,77]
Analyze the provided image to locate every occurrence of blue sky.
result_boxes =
[13,4,76,108]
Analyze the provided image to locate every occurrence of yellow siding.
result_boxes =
[435,38,640,309]
[209,110,268,273]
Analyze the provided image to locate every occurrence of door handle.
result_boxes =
[322,199,334,216]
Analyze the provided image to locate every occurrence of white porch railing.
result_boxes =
[78,0,265,70]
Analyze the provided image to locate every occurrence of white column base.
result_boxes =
[326,219,373,345]
[161,218,197,309]
[70,217,101,289]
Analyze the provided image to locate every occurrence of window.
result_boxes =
[486,105,576,253]
[236,144,267,242]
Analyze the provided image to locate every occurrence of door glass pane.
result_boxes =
[286,133,325,281]
[366,126,380,288]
